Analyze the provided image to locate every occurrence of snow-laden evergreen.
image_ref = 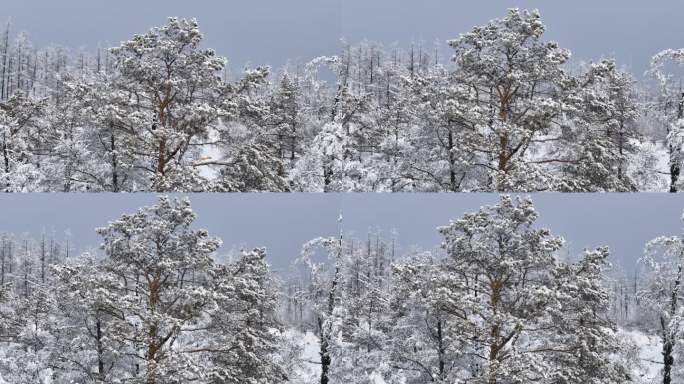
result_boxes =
[281,196,663,383]
[0,197,285,383]
[0,9,681,191]
[3,197,684,382]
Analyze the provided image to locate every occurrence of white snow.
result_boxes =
[284,327,664,383]
[286,329,321,382]
[619,328,662,382]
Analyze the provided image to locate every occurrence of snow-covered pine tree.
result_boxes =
[208,248,287,383]
[639,221,684,384]
[296,233,344,384]
[648,48,684,193]
[559,60,640,192]
[51,255,129,382]
[213,142,289,192]
[434,195,627,383]
[93,196,286,383]
[436,195,565,382]
[402,65,480,191]
[388,252,467,383]
[109,18,227,191]
[0,201,289,384]
[0,91,46,191]
[547,247,630,383]
[0,9,676,192]
[269,73,303,162]
[448,9,576,191]
[95,196,223,382]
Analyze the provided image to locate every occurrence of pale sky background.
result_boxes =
[1,1,683,77]
[0,193,681,275]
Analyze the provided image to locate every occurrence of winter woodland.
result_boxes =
[0,194,679,383]
[1,4,683,384]
[0,9,680,192]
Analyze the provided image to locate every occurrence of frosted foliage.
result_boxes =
[0,197,286,383]
[0,9,675,191]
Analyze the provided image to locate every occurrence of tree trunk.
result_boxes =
[663,263,683,384]
[323,161,333,192]
[319,317,331,384]
[290,123,296,161]
[0,22,9,100]
[110,128,119,192]
[320,229,343,383]
[670,93,684,193]
[155,103,168,185]
[670,163,679,193]
[96,313,105,380]
[7,57,12,98]
[448,130,457,192]
[7,241,11,274]
[1,237,5,286]
[662,318,673,384]
[2,132,9,174]
[617,124,624,181]
[488,279,502,384]
[437,319,445,380]
[156,139,166,178]
[145,276,160,384]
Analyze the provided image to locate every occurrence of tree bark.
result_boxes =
[319,317,331,384]
[662,312,674,384]
[96,313,105,380]
[662,263,683,384]
[448,130,457,192]
[488,279,502,384]
[670,93,684,193]
[437,319,445,380]
[0,22,9,100]
[107,128,119,192]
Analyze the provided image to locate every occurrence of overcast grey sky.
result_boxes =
[0,193,681,275]
[2,1,683,76]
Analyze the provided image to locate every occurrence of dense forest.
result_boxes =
[3,4,683,384]
[0,8,682,192]
[0,194,681,383]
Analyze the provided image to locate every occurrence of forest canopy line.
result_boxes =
[2,194,679,383]
[0,8,679,192]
